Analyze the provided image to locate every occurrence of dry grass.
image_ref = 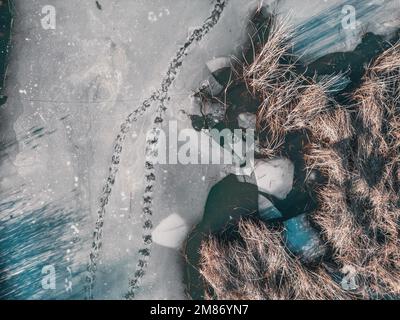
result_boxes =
[198,17,400,299]
[283,75,345,133]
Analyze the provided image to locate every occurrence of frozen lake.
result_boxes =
[0,0,398,299]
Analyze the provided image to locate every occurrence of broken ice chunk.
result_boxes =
[258,195,283,221]
[253,158,294,199]
[340,265,359,291]
[259,206,282,221]
[152,213,189,249]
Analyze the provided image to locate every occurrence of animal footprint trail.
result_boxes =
[86,0,228,299]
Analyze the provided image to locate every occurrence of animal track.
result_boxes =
[85,0,228,299]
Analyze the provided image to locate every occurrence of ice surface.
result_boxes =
[254,158,294,199]
[237,112,256,130]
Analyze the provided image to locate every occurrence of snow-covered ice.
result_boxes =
[254,158,294,199]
